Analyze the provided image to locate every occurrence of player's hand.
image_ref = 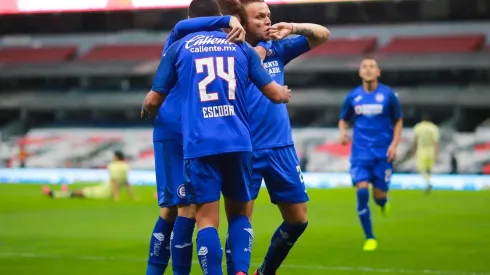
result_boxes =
[339,131,350,145]
[226,16,246,43]
[281,85,292,103]
[141,106,155,121]
[267,22,294,40]
[387,143,398,162]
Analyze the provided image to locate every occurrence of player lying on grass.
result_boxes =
[142,6,247,275]
[42,151,135,201]
[216,1,330,275]
[413,113,439,194]
[338,57,403,251]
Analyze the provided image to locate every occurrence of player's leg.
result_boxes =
[42,185,87,198]
[221,152,254,275]
[256,146,309,275]
[418,156,434,194]
[184,155,224,275]
[372,159,392,214]
[172,204,196,275]
[224,149,267,275]
[146,140,179,275]
[351,161,377,250]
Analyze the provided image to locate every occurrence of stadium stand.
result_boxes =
[305,37,377,56]
[379,34,485,54]
[0,46,77,63]
[2,126,489,175]
[77,44,163,61]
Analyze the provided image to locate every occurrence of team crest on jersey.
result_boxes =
[177,184,186,199]
[354,105,363,115]
[266,48,275,57]
[376,93,384,102]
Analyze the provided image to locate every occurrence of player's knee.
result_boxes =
[356,181,369,189]
[278,202,308,224]
[159,206,177,222]
[224,197,252,221]
[195,201,220,230]
[177,204,196,219]
[372,187,387,199]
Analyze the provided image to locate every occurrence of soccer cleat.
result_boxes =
[237,272,247,275]
[42,186,53,198]
[381,202,391,217]
[363,238,378,251]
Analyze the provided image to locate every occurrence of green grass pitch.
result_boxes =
[1,184,490,275]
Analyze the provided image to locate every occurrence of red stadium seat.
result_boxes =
[380,34,485,54]
[305,37,377,56]
[0,46,76,63]
[78,44,163,61]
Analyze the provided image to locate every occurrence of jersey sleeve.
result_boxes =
[246,44,274,89]
[278,35,311,65]
[389,91,403,120]
[339,93,353,120]
[257,40,273,51]
[152,42,179,94]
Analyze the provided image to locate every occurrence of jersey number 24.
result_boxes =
[195,57,237,102]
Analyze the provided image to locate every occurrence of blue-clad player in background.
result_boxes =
[338,57,403,251]
[221,1,330,275]
[142,3,248,274]
[144,0,292,274]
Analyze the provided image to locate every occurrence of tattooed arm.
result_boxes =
[291,23,330,48]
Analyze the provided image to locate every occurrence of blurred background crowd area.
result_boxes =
[0,0,489,174]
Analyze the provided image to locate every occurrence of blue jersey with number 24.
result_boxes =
[152,31,274,159]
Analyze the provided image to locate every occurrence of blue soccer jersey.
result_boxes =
[340,83,403,161]
[152,31,274,159]
[153,16,234,142]
[247,36,310,150]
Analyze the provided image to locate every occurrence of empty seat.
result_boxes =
[0,46,76,63]
[380,34,485,54]
[78,44,163,61]
[306,37,377,56]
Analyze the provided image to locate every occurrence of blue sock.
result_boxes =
[171,217,195,275]
[146,217,174,275]
[258,221,308,275]
[225,233,234,275]
[374,197,387,207]
[196,227,223,275]
[357,188,375,239]
[228,215,253,274]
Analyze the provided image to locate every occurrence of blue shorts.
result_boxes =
[249,145,309,204]
[350,159,393,192]
[154,140,187,207]
[183,152,252,205]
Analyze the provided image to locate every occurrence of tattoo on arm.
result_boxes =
[294,27,316,39]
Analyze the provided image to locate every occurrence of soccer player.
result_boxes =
[219,1,330,275]
[143,10,247,275]
[143,1,291,274]
[338,57,403,251]
[413,113,439,194]
[42,151,135,201]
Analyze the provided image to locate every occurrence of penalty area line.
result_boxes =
[0,252,488,275]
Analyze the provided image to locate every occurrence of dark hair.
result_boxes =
[114,150,125,161]
[241,0,265,5]
[422,113,431,121]
[188,0,221,18]
[218,0,245,23]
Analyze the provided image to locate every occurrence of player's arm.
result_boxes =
[338,93,353,145]
[125,180,137,201]
[110,178,119,201]
[141,44,179,120]
[172,16,245,43]
[255,40,272,61]
[246,44,290,103]
[390,92,404,147]
[290,23,330,49]
[269,23,330,64]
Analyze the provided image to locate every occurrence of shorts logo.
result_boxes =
[177,184,186,199]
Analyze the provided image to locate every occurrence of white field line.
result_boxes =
[0,252,488,275]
